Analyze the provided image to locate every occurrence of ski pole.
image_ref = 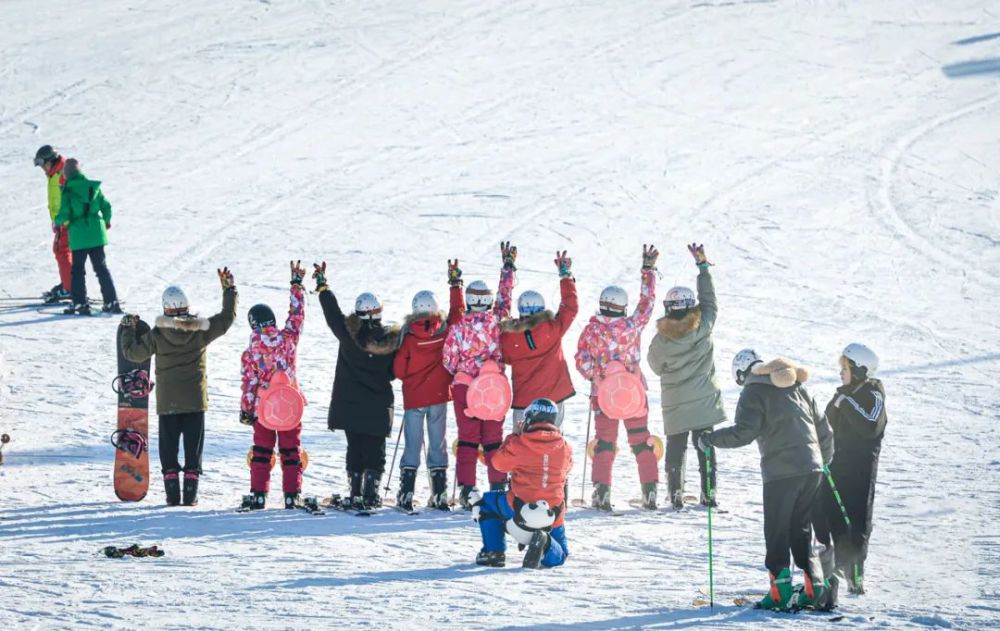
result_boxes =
[706,445,715,609]
[823,464,859,588]
[383,415,405,495]
[580,400,593,503]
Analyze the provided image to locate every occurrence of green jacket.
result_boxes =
[54,171,111,251]
[121,288,238,415]
[646,266,727,435]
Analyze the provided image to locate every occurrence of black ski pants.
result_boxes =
[816,445,881,580]
[665,428,715,496]
[763,471,823,578]
[70,246,118,306]
[345,431,386,474]
[159,412,204,475]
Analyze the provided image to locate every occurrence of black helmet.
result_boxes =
[34,145,58,167]
[522,398,559,432]
[247,304,276,331]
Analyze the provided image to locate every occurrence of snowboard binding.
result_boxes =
[112,369,154,400]
[111,429,148,459]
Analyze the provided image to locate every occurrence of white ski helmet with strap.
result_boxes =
[465,280,493,311]
[354,292,383,320]
[732,348,762,386]
[411,290,438,314]
[599,285,628,316]
[664,286,696,312]
[842,343,878,378]
[162,285,190,316]
[517,290,545,317]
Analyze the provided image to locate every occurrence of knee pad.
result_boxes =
[458,440,479,450]
[483,442,501,453]
[631,441,654,456]
[251,445,273,465]
[594,439,616,455]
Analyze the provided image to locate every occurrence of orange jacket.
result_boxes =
[492,424,573,527]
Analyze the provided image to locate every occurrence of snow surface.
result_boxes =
[1,1,998,629]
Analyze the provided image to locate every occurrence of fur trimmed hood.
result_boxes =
[402,310,446,337]
[655,306,702,339]
[501,310,554,333]
[751,357,810,388]
[345,314,401,355]
[155,314,210,332]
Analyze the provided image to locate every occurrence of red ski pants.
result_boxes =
[250,422,302,494]
[53,225,72,291]
[452,383,505,487]
[590,396,659,486]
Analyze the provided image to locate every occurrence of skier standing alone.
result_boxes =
[392,259,465,511]
[575,244,659,510]
[442,242,516,508]
[239,262,308,510]
[647,243,727,510]
[32,145,72,302]
[120,269,238,505]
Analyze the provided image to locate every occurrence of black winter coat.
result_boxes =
[826,378,886,473]
[319,289,400,437]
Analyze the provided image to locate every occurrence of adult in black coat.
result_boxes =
[314,263,400,508]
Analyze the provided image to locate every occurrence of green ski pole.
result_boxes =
[706,445,715,609]
[823,465,859,589]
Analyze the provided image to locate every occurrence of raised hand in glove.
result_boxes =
[687,243,711,267]
[290,260,306,286]
[697,432,713,452]
[501,241,517,270]
[642,243,659,270]
[554,250,572,277]
[239,410,256,426]
[312,262,329,291]
[447,259,463,287]
[217,267,235,290]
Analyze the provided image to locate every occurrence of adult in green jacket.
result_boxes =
[52,158,120,315]
[120,269,238,506]
[647,243,726,510]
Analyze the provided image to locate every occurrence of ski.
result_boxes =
[320,494,372,517]
[629,498,729,513]
[381,496,421,515]
[289,496,326,515]
[570,498,626,516]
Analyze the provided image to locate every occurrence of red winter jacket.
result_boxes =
[492,424,573,527]
[500,277,578,409]
[393,286,464,409]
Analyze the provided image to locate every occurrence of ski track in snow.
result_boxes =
[1,1,999,629]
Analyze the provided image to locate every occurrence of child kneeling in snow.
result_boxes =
[472,398,572,569]
[699,352,834,611]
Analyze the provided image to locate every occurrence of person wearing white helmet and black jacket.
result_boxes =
[814,343,887,597]
[698,351,835,611]
[120,268,238,505]
[313,262,401,510]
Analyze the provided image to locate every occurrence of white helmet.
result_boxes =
[599,285,628,316]
[354,292,383,320]
[517,290,545,317]
[465,280,493,311]
[162,285,190,316]
[664,286,696,312]
[732,348,762,386]
[411,290,438,314]
[842,343,878,378]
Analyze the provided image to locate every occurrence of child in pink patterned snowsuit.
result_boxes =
[443,242,516,508]
[575,245,659,510]
[240,264,306,508]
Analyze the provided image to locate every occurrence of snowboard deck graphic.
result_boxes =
[114,319,151,502]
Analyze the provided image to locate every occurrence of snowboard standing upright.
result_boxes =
[113,319,152,501]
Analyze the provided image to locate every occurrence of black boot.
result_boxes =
[182,472,199,506]
[362,469,382,509]
[347,470,362,508]
[667,466,685,510]
[428,467,450,510]
[591,483,613,511]
[251,491,267,510]
[476,549,506,567]
[459,484,477,511]
[522,530,550,569]
[284,492,301,509]
[163,472,181,506]
[63,302,91,316]
[397,468,416,511]
[640,482,658,510]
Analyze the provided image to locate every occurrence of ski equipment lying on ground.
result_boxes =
[103,544,164,558]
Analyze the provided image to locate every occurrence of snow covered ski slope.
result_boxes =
[1,1,998,628]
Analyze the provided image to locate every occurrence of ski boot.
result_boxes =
[591,483,613,511]
[396,467,417,512]
[43,285,70,303]
[242,491,266,510]
[476,549,506,567]
[522,530,550,569]
[284,492,301,509]
[182,472,199,506]
[756,568,793,611]
[427,467,451,511]
[63,302,91,316]
[459,484,478,511]
[163,472,181,506]
[640,482,657,510]
[667,465,685,511]
[795,572,834,610]
[103,300,123,314]
[361,469,382,510]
